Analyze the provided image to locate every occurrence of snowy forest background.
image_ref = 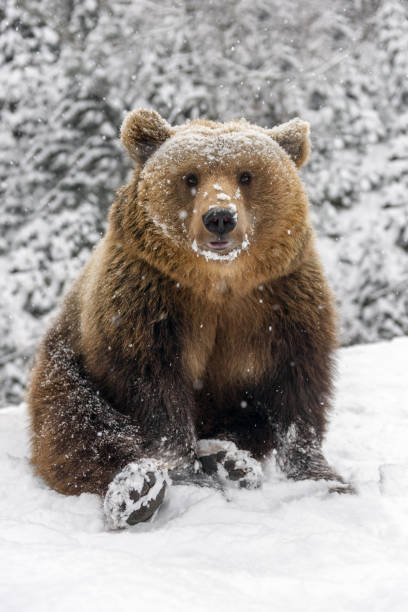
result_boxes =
[0,0,407,407]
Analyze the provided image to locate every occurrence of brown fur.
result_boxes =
[27,109,348,498]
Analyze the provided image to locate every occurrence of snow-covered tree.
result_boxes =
[376,0,408,116]
[1,0,407,405]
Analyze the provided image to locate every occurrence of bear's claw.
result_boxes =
[104,459,168,529]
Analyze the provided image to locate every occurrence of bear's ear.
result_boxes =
[120,109,172,163]
[268,118,310,168]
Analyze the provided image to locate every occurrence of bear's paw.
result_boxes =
[197,440,263,490]
[104,459,168,529]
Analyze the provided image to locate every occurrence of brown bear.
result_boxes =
[28,109,352,529]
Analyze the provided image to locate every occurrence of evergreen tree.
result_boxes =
[0,0,407,405]
[377,0,408,116]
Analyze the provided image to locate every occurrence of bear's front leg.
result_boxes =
[264,325,354,493]
[28,322,200,528]
[207,319,354,493]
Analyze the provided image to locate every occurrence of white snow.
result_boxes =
[1,337,408,611]
[197,439,237,455]
[208,202,237,214]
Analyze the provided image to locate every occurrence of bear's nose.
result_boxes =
[202,208,237,237]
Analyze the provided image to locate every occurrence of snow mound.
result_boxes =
[1,337,408,612]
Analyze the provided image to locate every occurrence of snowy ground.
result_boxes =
[1,338,408,612]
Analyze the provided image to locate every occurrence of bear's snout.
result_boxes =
[202,207,237,238]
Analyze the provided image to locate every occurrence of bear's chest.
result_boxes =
[182,299,274,390]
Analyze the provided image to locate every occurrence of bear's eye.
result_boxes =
[185,173,199,187]
[239,171,251,185]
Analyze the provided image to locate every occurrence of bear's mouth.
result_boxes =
[205,240,232,251]
[192,236,250,262]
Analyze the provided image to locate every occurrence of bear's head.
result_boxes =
[114,109,312,297]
